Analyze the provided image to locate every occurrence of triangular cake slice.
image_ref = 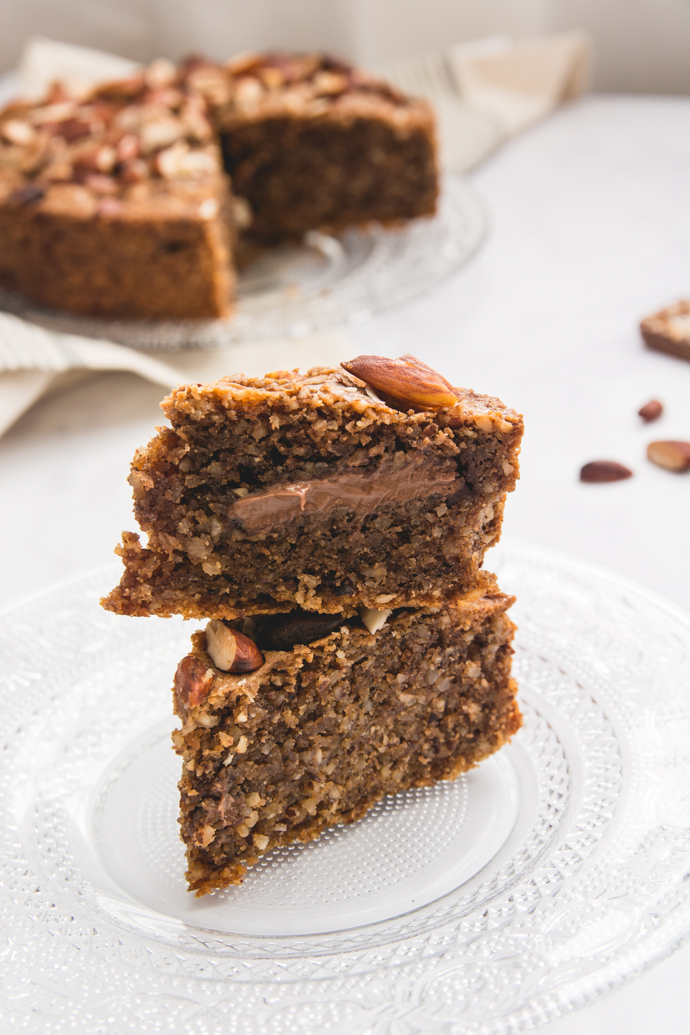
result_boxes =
[172,585,520,895]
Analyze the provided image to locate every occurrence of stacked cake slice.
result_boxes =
[103,355,524,894]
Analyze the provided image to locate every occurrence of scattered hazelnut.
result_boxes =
[647,440,690,472]
[638,400,663,422]
[252,611,346,651]
[174,655,214,708]
[580,461,633,483]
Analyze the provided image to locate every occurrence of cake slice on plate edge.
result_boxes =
[173,587,520,896]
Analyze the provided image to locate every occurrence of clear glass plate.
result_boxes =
[2,540,690,1034]
[0,175,486,352]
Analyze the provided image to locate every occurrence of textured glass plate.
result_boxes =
[2,541,690,1034]
[0,175,485,352]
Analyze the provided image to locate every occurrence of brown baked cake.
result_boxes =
[187,51,438,242]
[641,300,690,363]
[172,587,520,895]
[0,61,236,319]
[0,52,437,319]
[102,356,523,619]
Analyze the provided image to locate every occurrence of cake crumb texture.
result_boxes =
[102,366,523,618]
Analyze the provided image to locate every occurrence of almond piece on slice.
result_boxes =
[341,354,458,412]
[647,440,690,472]
[580,461,633,483]
[205,619,264,672]
[174,654,214,707]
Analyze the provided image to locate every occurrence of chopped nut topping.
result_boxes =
[1,119,35,145]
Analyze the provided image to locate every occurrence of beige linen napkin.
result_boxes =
[379,30,590,172]
[0,308,354,437]
[0,33,589,435]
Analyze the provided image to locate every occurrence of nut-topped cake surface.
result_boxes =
[0,51,438,318]
[102,356,523,619]
[0,59,236,319]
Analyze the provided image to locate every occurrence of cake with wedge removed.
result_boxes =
[0,52,437,320]
[101,353,523,895]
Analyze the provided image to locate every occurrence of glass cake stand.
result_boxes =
[2,540,690,1034]
[0,175,486,352]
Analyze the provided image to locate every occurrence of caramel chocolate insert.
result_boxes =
[228,454,459,532]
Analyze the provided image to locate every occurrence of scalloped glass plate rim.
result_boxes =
[2,540,690,1035]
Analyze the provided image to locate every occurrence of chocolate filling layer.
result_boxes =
[228,453,459,532]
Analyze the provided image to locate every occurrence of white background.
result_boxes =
[1,0,690,93]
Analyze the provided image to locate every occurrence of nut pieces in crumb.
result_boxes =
[174,654,214,707]
[580,461,633,483]
[647,440,690,472]
[359,606,392,634]
[205,619,264,672]
[341,354,458,412]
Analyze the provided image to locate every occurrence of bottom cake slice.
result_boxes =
[172,587,521,895]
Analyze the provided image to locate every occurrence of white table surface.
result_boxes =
[1,95,690,1034]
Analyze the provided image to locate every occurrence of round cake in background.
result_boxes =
[0,52,438,322]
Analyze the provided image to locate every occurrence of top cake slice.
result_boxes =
[102,355,522,619]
